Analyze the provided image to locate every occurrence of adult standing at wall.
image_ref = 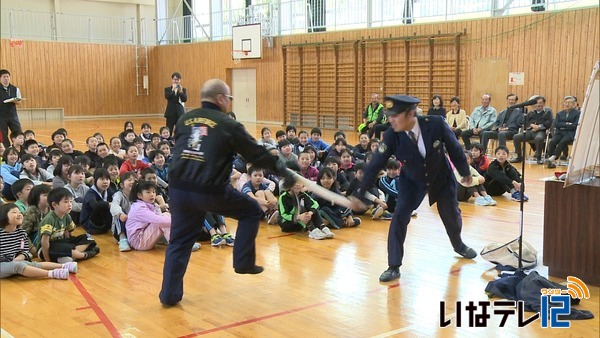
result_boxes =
[164,72,187,133]
[0,69,23,148]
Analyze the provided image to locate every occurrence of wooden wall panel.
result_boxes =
[1,7,597,124]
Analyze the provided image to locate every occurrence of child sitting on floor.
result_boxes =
[277,180,334,240]
[484,146,529,202]
[125,180,200,251]
[21,184,52,256]
[454,151,497,206]
[0,203,78,280]
[80,168,113,234]
[110,172,136,252]
[242,166,279,224]
[314,167,360,229]
[34,188,99,263]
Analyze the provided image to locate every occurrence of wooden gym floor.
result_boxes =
[1,117,598,337]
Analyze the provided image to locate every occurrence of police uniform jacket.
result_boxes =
[361,115,470,206]
[169,102,278,191]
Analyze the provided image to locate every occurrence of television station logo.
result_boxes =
[439,276,590,328]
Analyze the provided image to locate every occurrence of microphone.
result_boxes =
[508,96,540,109]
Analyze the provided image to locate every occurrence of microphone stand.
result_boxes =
[517,106,528,271]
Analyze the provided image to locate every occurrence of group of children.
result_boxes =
[1,119,529,279]
[0,122,233,281]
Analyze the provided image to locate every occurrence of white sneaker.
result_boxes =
[192,243,201,251]
[474,196,489,206]
[119,238,132,252]
[308,228,326,240]
[267,210,279,225]
[321,226,335,239]
[411,210,418,217]
[57,257,74,264]
[372,206,384,219]
[484,195,497,206]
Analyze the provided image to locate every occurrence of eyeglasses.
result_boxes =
[220,93,234,100]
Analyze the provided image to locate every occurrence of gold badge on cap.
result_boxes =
[384,100,394,109]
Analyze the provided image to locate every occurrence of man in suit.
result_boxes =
[357,95,477,283]
[164,72,187,133]
[510,96,553,164]
[546,96,580,168]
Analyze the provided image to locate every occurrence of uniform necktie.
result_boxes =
[408,131,418,145]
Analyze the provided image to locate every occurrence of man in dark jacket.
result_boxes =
[0,69,23,147]
[547,96,580,168]
[481,94,523,152]
[160,79,292,306]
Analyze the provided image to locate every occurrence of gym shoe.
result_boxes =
[119,238,131,252]
[51,268,70,280]
[321,226,335,239]
[84,247,100,260]
[511,191,529,202]
[380,211,393,220]
[62,262,78,273]
[211,234,225,246]
[371,206,384,219]
[267,210,279,225]
[547,162,556,169]
[455,245,477,259]
[308,228,326,240]
[484,195,497,206]
[379,267,401,282]
[222,233,235,247]
[411,210,418,217]
[474,196,489,206]
[509,157,522,163]
[57,257,73,264]
[349,217,361,227]
[191,243,201,251]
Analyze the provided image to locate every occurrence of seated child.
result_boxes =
[80,168,113,234]
[1,146,23,200]
[120,145,150,177]
[141,168,169,210]
[159,127,174,148]
[470,142,490,176]
[61,139,84,159]
[157,141,173,164]
[11,178,34,213]
[378,159,405,213]
[454,151,497,206]
[23,139,45,169]
[110,172,136,252]
[339,149,356,182]
[102,156,120,196]
[298,150,319,181]
[277,180,334,240]
[125,180,200,251]
[0,203,78,280]
[73,155,94,186]
[242,166,279,224]
[64,165,90,225]
[150,150,169,184]
[484,146,529,201]
[203,212,235,247]
[323,156,349,192]
[21,184,52,256]
[45,149,62,174]
[52,155,73,188]
[34,188,99,262]
[84,136,102,169]
[346,162,391,219]
[314,167,360,229]
[140,123,153,143]
[45,130,66,154]
[293,130,310,155]
[20,154,53,186]
[353,132,370,162]
[109,137,126,160]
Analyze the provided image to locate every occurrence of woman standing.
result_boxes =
[164,72,187,133]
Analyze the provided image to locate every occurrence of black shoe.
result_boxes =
[234,265,264,275]
[560,155,568,161]
[509,157,522,163]
[547,162,556,169]
[536,159,544,165]
[84,246,100,259]
[379,268,401,282]
[455,246,477,259]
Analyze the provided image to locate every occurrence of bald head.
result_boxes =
[201,79,231,112]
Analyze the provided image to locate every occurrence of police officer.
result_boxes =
[160,79,292,306]
[356,95,477,282]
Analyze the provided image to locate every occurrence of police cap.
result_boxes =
[383,95,421,116]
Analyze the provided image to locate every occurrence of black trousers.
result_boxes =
[160,184,262,305]
[460,129,482,150]
[513,130,546,160]
[0,115,22,147]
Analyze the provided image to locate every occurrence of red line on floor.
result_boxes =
[70,275,121,338]
[76,306,92,310]
[267,233,295,239]
[178,282,402,337]
[178,300,335,338]
[85,321,102,326]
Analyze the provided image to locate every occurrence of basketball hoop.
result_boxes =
[232,50,243,64]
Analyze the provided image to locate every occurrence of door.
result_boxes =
[232,68,257,123]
